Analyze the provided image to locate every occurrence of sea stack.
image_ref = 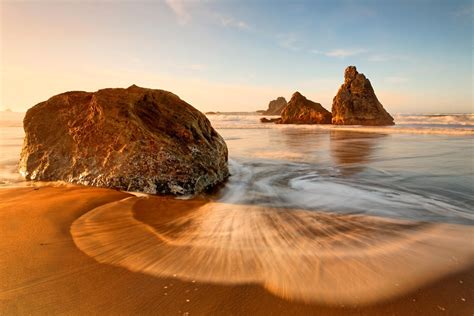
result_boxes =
[19,85,229,195]
[262,97,287,115]
[279,92,332,124]
[332,66,394,126]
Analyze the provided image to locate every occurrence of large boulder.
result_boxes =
[262,97,287,115]
[19,85,229,195]
[332,66,394,126]
[279,92,332,124]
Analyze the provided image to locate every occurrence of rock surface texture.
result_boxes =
[19,85,229,195]
[262,97,287,115]
[279,92,332,124]
[332,66,394,126]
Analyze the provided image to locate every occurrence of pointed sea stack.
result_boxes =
[332,66,394,126]
[262,97,287,115]
[279,92,332,124]
[19,85,229,195]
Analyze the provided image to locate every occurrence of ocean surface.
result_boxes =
[1,112,473,224]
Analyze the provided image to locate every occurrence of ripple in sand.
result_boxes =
[71,196,474,305]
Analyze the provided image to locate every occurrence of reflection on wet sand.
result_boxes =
[330,131,385,175]
[277,129,326,152]
[235,129,327,162]
[72,193,473,306]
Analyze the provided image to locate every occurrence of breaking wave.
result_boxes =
[208,113,474,135]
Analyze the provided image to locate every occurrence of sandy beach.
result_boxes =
[1,185,472,315]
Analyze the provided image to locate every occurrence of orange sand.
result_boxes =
[0,186,472,315]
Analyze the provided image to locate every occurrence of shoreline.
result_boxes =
[1,185,472,315]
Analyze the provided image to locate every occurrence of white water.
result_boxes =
[208,113,474,135]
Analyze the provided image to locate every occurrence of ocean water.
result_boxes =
[1,112,473,224]
[209,113,474,224]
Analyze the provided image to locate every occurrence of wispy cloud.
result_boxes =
[216,14,251,30]
[453,4,473,17]
[310,48,366,58]
[324,48,367,58]
[165,0,191,24]
[312,49,412,64]
[165,1,251,30]
[310,49,323,54]
[277,33,302,51]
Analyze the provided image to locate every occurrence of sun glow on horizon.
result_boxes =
[1,0,472,114]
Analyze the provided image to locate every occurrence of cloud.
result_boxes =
[311,50,410,62]
[453,4,473,17]
[277,33,302,51]
[324,48,367,58]
[164,2,251,30]
[216,14,251,30]
[310,49,323,54]
[165,0,191,24]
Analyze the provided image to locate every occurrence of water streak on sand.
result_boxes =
[71,161,474,305]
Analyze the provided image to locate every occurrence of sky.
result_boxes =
[1,0,473,113]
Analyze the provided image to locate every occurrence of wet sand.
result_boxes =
[0,186,473,315]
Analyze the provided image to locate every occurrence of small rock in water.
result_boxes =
[261,96,287,115]
[279,92,332,124]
